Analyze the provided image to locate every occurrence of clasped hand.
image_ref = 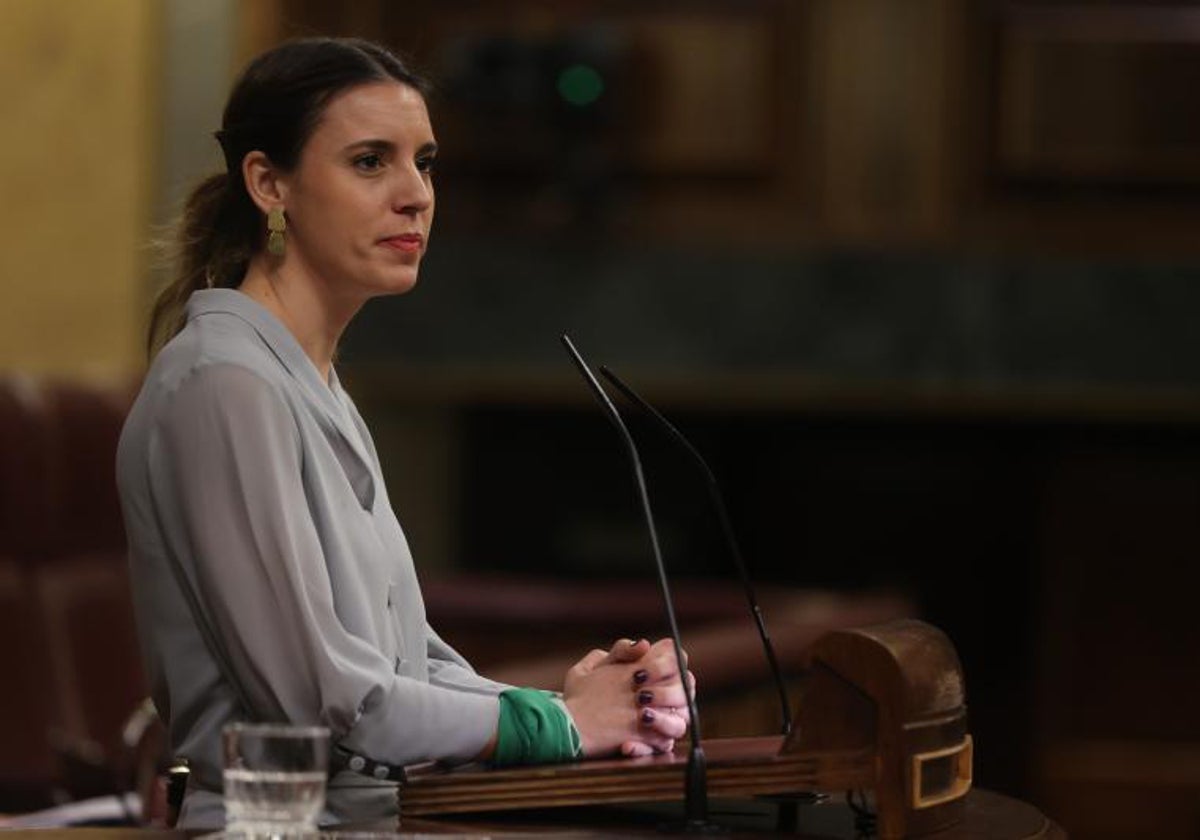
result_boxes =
[562,637,696,758]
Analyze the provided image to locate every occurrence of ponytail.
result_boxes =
[146,172,258,358]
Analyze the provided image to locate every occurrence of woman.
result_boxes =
[116,38,692,828]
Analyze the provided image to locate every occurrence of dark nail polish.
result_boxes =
[641,709,656,725]
[633,670,649,685]
[637,690,653,706]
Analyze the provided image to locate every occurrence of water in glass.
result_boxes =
[223,723,329,837]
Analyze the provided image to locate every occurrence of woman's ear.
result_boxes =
[241,150,288,214]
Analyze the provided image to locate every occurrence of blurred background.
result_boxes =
[3,0,1200,837]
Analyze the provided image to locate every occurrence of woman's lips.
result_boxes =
[380,234,423,253]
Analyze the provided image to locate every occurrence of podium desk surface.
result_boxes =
[0,789,1063,839]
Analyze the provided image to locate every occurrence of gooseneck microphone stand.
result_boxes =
[560,335,721,834]
[597,365,793,738]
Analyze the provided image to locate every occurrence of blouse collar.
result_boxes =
[184,289,373,473]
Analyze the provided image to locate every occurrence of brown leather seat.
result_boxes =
[0,378,60,808]
[0,376,146,809]
[35,381,144,761]
[0,557,61,809]
[39,380,131,558]
[0,376,53,561]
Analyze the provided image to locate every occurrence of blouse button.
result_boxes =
[373,764,390,780]
[348,755,366,772]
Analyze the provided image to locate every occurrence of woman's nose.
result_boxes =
[393,167,432,215]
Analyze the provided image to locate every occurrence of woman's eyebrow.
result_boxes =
[343,139,439,156]
[344,139,395,154]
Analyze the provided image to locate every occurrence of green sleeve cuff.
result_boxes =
[491,688,583,767]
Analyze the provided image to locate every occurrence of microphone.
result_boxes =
[560,334,718,834]
[597,365,793,737]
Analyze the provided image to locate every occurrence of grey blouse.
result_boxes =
[116,289,509,827]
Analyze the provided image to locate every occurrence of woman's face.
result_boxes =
[278,80,436,303]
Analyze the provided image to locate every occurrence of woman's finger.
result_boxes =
[637,642,691,684]
[638,734,676,754]
[662,704,691,725]
[639,706,689,740]
[563,648,613,698]
[603,638,650,665]
[635,684,692,709]
[620,740,656,758]
[566,648,608,680]
[636,666,697,698]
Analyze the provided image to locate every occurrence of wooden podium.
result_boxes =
[399,620,976,839]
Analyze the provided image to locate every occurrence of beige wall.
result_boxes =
[0,0,158,381]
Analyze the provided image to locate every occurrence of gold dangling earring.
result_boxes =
[267,207,286,257]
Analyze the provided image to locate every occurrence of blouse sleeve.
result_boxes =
[151,364,498,766]
[425,623,515,695]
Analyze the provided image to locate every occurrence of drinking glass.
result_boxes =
[222,722,330,837]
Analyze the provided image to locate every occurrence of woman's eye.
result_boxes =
[354,153,384,172]
[416,155,436,174]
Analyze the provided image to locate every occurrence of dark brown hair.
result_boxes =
[147,37,428,357]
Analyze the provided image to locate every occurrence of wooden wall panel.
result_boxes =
[996,7,1200,184]
[233,0,1200,253]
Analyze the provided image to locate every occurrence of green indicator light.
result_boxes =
[557,64,604,106]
